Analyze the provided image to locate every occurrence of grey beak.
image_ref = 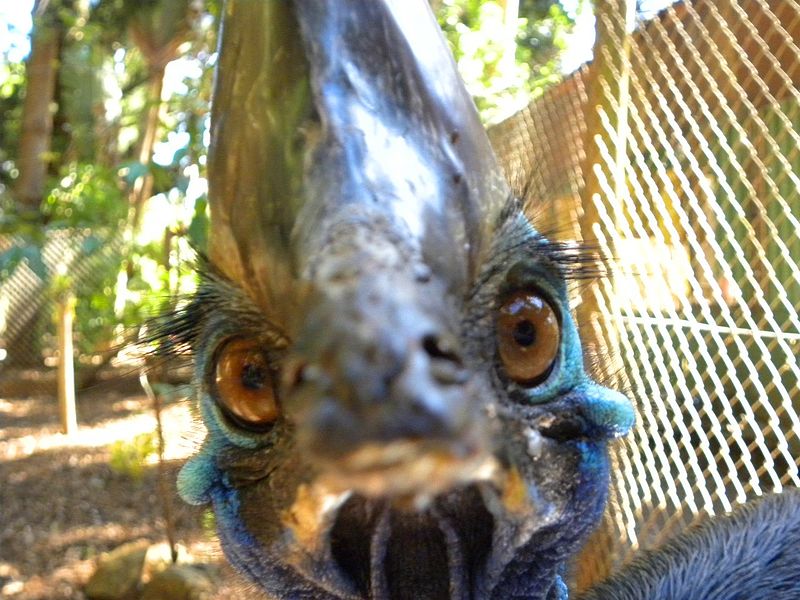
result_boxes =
[208,0,509,487]
[282,0,507,476]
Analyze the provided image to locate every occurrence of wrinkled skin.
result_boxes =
[167,1,634,599]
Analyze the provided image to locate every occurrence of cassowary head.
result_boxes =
[164,1,634,598]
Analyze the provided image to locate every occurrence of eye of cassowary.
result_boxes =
[154,1,638,599]
[496,290,560,386]
[213,338,279,431]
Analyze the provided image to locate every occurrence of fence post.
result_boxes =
[574,0,636,590]
[576,0,636,372]
[57,292,78,435]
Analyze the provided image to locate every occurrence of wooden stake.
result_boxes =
[57,292,77,435]
[576,0,636,367]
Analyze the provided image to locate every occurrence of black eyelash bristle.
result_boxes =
[536,236,609,282]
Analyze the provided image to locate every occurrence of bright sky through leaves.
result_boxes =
[0,0,34,64]
[1,0,675,72]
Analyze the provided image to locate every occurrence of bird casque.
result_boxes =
[151,1,800,599]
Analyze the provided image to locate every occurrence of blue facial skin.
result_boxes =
[176,210,635,599]
[463,213,633,598]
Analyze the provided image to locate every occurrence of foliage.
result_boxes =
[1,0,216,366]
[517,0,575,85]
[0,163,124,269]
[3,162,121,356]
[0,0,571,366]
[43,163,128,227]
[437,0,575,123]
[0,61,25,194]
[108,431,158,480]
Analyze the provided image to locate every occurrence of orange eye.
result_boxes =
[497,291,560,386]
[214,338,280,429]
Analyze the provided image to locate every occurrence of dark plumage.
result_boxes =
[579,490,800,600]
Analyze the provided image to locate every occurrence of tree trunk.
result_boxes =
[16,6,62,212]
[129,66,165,232]
[7,4,63,367]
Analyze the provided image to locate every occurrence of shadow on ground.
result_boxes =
[0,376,249,599]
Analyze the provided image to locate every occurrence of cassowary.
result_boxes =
[154,1,800,598]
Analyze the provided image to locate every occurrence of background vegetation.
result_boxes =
[0,0,580,376]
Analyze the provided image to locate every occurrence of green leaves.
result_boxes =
[437,0,575,123]
[43,162,128,228]
[187,197,208,253]
[109,432,159,481]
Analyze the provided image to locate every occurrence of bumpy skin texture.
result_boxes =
[578,490,800,600]
[175,208,634,600]
[174,0,635,598]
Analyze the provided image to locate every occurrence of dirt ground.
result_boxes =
[0,370,253,599]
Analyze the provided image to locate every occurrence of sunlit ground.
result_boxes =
[0,395,197,462]
[0,375,247,599]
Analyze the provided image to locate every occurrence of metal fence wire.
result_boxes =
[490,0,800,588]
[0,230,124,396]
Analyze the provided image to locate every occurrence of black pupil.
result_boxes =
[241,360,267,390]
[513,320,537,347]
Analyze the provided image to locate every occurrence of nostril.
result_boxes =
[292,363,307,386]
[422,334,462,365]
[281,360,307,392]
[422,334,469,385]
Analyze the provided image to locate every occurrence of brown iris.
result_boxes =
[214,338,279,429]
[497,291,560,386]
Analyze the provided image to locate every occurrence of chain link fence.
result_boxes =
[0,231,125,397]
[490,0,799,589]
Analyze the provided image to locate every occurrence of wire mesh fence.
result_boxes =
[490,0,799,588]
[0,230,125,397]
